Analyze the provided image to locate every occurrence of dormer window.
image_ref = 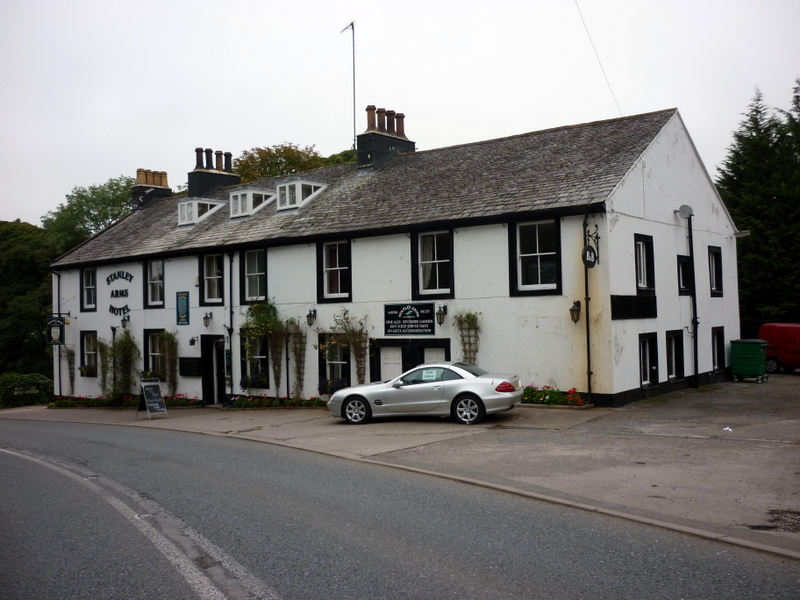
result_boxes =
[277,181,325,210]
[178,200,222,225]
[230,191,273,218]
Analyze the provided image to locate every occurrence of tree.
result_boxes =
[0,220,56,376]
[41,175,134,255]
[233,143,326,183]
[716,80,800,337]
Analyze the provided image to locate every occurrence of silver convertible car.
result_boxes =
[327,362,522,425]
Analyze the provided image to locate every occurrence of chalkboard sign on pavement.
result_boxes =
[137,378,168,420]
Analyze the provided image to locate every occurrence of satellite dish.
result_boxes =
[677,205,694,219]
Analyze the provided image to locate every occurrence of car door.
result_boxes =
[385,367,445,413]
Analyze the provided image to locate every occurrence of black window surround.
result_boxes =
[508,219,562,297]
[317,240,352,303]
[666,329,684,381]
[677,255,693,296]
[199,254,224,306]
[80,268,97,312]
[639,332,659,388]
[80,330,98,376]
[411,230,454,301]
[712,326,726,371]
[318,333,351,391]
[143,329,165,378]
[240,335,269,389]
[634,234,655,296]
[708,246,723,297]
[240,248,267,304]
[143,260,165,309]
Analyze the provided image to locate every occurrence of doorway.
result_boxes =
[201,335,226,405]
[370,339,451,382]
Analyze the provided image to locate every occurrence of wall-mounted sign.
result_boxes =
[107,270,134,316]
[46,317,65,345]
[385,303,435,336]
[176,291,190,325]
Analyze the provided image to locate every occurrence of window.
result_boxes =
[712,326,726,371]
[145,260,164,307]
[318,333,351,391]
[178,200,221,225]
[639,332,658,387]
[240,335,269,389]
[634,234,655,295]
[145,330,165,378]
[80,331,97,376]
[510,220,561,295]
[677,255,693,296]
[318,240,351,302]
[417,231,452,295]
[709,246,723,297]
[666,330,684,380]
[277,181,324,210]
[242,249,266,302]
[80,268,97,311]
[201,254,223,304]
[230,191,271,217]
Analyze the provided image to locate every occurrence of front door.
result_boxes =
[381,347,404,381]
[201,335,226,405]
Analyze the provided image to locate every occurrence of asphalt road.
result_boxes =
[1,420,798,600]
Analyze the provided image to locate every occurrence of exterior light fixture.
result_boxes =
[189,337,198,346]
[120,315,129,329]
[436,305,448,326]
[569,301,581,324]
[203,312,212,328]
[306,309,317,327]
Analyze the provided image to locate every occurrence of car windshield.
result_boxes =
[452,362,487,376]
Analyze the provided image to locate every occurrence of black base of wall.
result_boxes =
[588,370,730,408]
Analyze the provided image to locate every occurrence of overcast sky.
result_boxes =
[1,0,798,226]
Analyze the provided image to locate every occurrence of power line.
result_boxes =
[574,1,623,117]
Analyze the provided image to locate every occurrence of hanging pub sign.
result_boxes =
[581,245,598,268]
[137,378,168,420]
[176,291,190,325]
[46,317,65,345]
[384,303,435,336]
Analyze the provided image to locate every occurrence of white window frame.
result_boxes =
[418,231,451,294]
[244,249,266,301]
[277,181,325,211]
[82,331,97,371]
[148,331,164,378]
[230,191,272,218]
[709,247,723,296]
[204,254,223,303]
[323,241,348,298]
[82,268,97,309]
[147,260,164,306]
[517,221,558,291]
[242,335,269,388]
[178,200,222,225]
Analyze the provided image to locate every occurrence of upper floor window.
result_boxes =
[318,240,351,302]
[80,268,97,311]
[708,246,723,297]
[634,234,655,295]
[243,249,266,302]
[230,191,272,218]
[415,231,453,297]
[178,200,222,225]
[202,254,223,304]
[510,220,561,295]
[145,260,164,307]
[277,181,324,210]
[677,255,693,296]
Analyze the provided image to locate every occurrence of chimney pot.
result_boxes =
[195,148,204,170]
[365,105,377,132]
[376,108,386,132]
[224,152,233,172]
[136,168,146,185]
[205,148,214,170]
[215,150,223,171]
[386,110,396,135]
[144,169,154,185]
[396,113,406,139]
[158,171,169,187]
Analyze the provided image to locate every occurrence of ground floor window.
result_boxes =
[639,332,658,387]
[80,331,97,377]
[318,333,350,394]
[666,330,684,380]
[712,326,726,371]
[240,335,269,389]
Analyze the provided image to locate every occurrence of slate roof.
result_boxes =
[52,109,677,268]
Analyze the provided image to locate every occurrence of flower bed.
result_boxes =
[228,395,326,409]
[521,385,587,407]
[48,394,205,409]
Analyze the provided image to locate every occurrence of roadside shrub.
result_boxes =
[0,373,54,409]
[521,385,586,406]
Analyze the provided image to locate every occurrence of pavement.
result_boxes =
[2,374,799,560]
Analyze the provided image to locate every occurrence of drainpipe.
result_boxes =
[676,206,700,388]
[227,251,235,399]
[54,272,62,396]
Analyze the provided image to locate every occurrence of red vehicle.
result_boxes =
[758,323,800,374]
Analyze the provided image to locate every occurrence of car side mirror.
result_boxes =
[392,381,403,389]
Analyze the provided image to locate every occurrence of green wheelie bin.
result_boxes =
[730,339,768,383]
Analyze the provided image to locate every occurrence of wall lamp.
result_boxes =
[306,309,317,327]
[120,315,129,329]
[569,301,581,324]
[436,305,448,326]
[203,312,213,328]
[189,336,199,346]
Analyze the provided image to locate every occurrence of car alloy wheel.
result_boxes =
[452,395,485,425]
[765,358,779,374]
[343,397,371,424]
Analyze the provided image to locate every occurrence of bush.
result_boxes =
[521,385,586,406]
[0,373,53,409]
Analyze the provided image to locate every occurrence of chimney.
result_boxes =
[132,168,173,209]
[187,147,241,197]
[357,105,416,169]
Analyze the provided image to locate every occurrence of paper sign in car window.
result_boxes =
[422,369,437,381]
